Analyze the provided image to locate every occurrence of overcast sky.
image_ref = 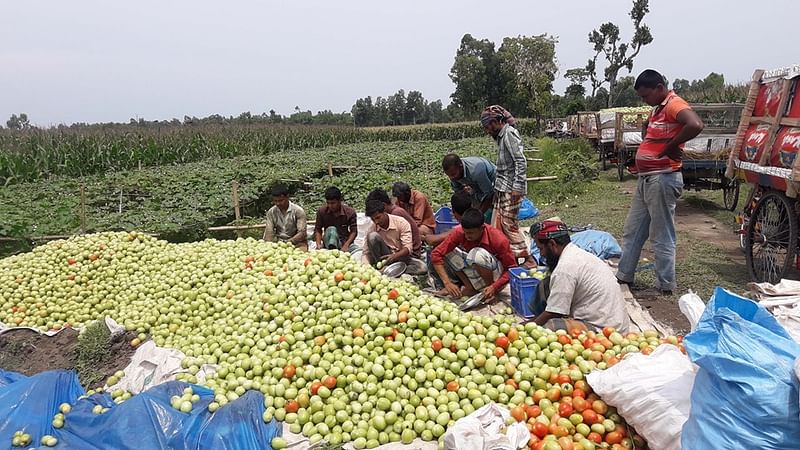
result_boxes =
[1,0,796,126]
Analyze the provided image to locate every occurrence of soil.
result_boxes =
[0,327,138,387]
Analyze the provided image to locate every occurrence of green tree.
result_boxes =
[387,90,406,125]
[572,0,653,107]
[448,34,504,117]
[497,34,558,120]
[405,90,427,125]
[6,113,31,130]
[351,96,374,126]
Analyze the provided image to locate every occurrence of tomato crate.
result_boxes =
[508,267,540,319]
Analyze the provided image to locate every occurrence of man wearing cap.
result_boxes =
[431,208,517,302]
[480,105,537,269]
[532,219,631,333]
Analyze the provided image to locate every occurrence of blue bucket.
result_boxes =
[435,206,459,234]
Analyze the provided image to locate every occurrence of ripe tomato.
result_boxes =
[592,400,608,415]
[557,436,574,450]
[447,381,460,392]
[450,342,457,352]
[572,397,588,412]
[557,334,572,345]
[496,335,510,349]
[532,422,548,438]
[310,381,322,395]
[525,405,541,419]
[572,388,586,399]
[587,432,603,444]
[494,347,505,357]
[431,340,443,352]
[507,327,519,342]
[607,356,620,367]
[334,271,344,282]
[388,289,399,300]
[398,311,408,323]
[278,335,287,343]
[322,376,337,389]
[391,328,399,339]
[582,409,598,424]
[282,365,296,379]
[556,373,571,384]
[285,400,299,413]
[569,327,583,338]
[605,431,623,445]
[67,258,77,265]
[352,328,365,337]
[263,269,274,276]
[558,402,573,417]
[304,258,312,267]
[545,387,561,402]
[603,327,615,338]
[510,406,526,422]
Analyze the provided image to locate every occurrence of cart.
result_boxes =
[613,111,648,181]
[681,159,740,211]
[728,65,800,283]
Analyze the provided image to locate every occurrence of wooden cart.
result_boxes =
[613,111,649,181]
[727,65,800,282]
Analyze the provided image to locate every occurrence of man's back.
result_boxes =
[548,243,631,332]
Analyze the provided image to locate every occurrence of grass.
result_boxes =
[74,322,112,388]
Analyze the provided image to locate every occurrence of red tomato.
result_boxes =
[558,402,573,417]
[447,381,460,392]
[304,258,312,267]
[546,387,561,402]
[531,422,548,438]
[494,347,506,357]
[388,289,399,300]
[582,409,598,424]
[557,335,572,345]
[496,335,510,349]
[322,376,337,389]
[603,327,615,338]
[67,258,77,265]
[285,400,299,413]
[587,432,603,444]
[507,328,519,342]
[334,272,344,282]
[557,437,574,450]
[282,365,296,379]
[431,340,443,352]
[310,381,322,396]
[572,397,589,412]
[525,405,542,419]
[505,379,518,390]
[510,406,526,422]
[605,431,623,445]
[592,400,608,415]
[556,373,571,384]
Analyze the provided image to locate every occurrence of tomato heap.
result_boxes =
[0,233,685,450]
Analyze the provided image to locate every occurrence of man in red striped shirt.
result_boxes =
[616,70,704,296]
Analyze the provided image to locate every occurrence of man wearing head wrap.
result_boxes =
[480,105,536,269]
[530,219,631,333]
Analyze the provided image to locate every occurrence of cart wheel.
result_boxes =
[617,150,626,181]
[745,191,798,283]
[723,178,740,211]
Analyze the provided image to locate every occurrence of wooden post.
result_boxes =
[526,176,558,182]
[526,158,544,162]
[232,181,242,238]
[79,184,87,234]
[118,190,123,214]
[327,162,334,177]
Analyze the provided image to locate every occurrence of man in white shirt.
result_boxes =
[263,184,308,251]
[532,219,631,333]
[363,200,426,274]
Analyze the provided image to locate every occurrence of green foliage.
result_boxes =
[528,138,599,204]
[673,73,748,103]
[75,322,112,388]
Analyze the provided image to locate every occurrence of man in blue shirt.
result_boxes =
[442,153,496,224]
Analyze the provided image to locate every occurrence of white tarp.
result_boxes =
[747,280,800,344]
[444,403,529,450]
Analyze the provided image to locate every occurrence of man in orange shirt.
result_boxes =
[616,70,704,296]
[392,182,436,236]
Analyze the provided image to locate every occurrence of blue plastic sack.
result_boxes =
[0,370,281,450]
[569,230,622,260]
[682,287,800,449]
[0,369,84,445]
[517,198,539,220]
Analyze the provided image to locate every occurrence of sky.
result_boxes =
[1,0,796,126]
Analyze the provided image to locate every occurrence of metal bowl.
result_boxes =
[459,292,485,311]
[382,261,407,278]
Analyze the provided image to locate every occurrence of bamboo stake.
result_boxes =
[327,161,334,177]
[526,158,544,162]
[526,176,558,182]
[80,185,87,233]
[232,181,242,238]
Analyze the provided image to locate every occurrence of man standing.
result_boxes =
[431,208,517,302]
[314,186,358,252]
[263,184,308,251]
[616,70,704,295]
[362,200,425,274]
[366,188,422,258]
[442,153,496,223]
[480,105,536,268]
[531,219,631,333]
[391,182,435,235]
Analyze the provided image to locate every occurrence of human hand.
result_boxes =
[381,253,397,265]
[444,282,461,299]
[341,243,350,252]
[482,285,497,302]
[659,142,682,161]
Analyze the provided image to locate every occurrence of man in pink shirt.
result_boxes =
[363,200,426,274]
[431,208,517,301]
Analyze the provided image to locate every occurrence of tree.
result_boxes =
[387,90,406,125]
[572,0,653,107]
[608,76,641,107]
[6,113,31,130]
[351,96,374,126]
[448,34,504,118]
[497,35,559,120]
[373,97,389,126]
[405,90,427,125]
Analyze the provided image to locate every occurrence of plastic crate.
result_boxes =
[509,267,540,319]
[434,206,459,234]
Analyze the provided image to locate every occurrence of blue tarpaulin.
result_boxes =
[0,369,281,450]
[682,287,800,449]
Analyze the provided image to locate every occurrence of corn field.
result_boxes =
[0,121,539,185]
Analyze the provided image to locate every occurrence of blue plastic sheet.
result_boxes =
[569,230,621,260]
[682,287,800,449]
[517,197,539,220]
[0,369,281,450]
